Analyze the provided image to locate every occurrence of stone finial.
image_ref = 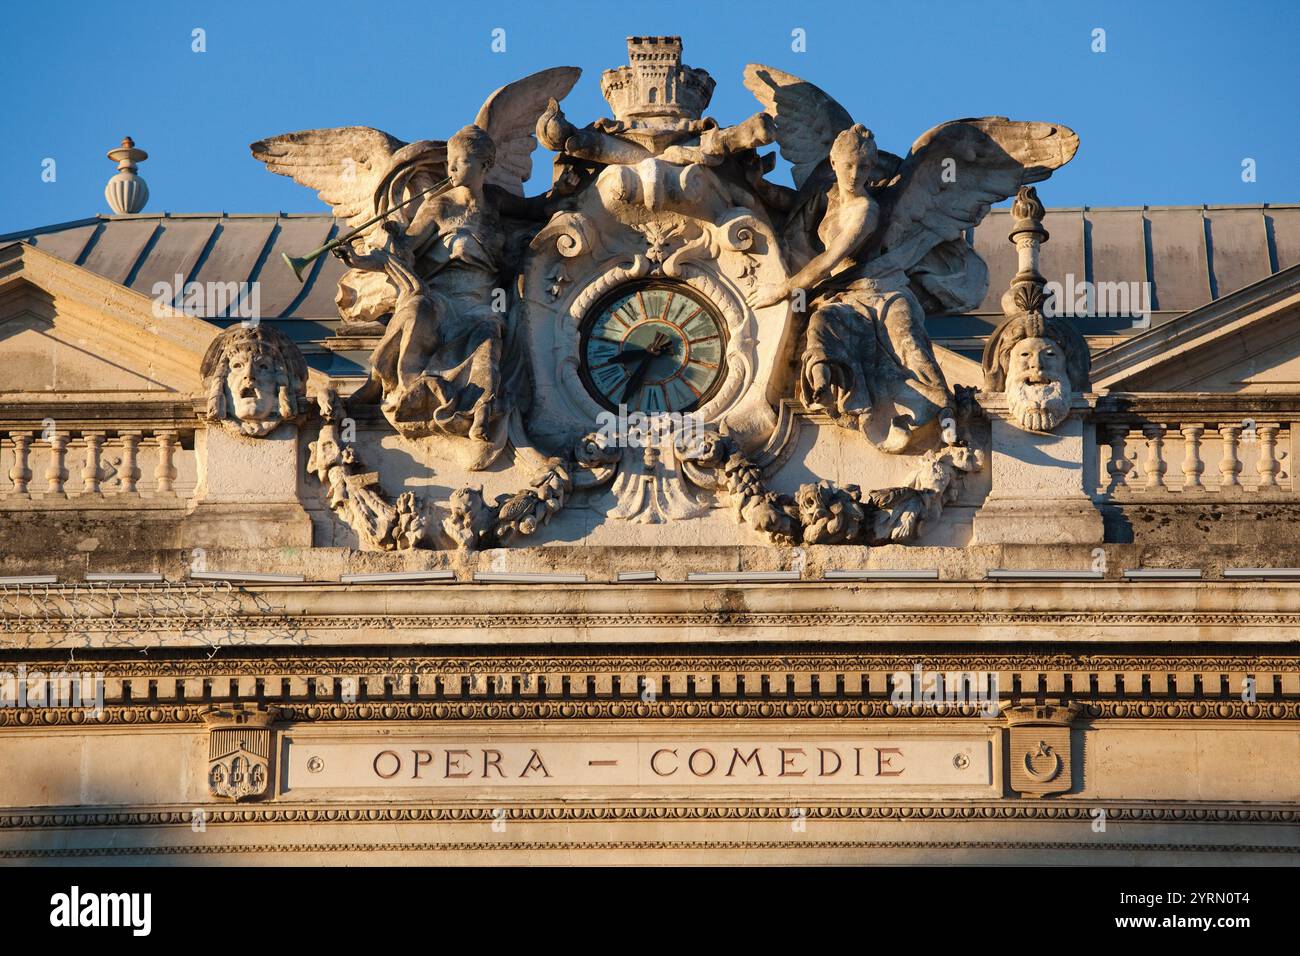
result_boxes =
[104,136,149,214]
[982,186,1091,431]
[1006,184,1048,290]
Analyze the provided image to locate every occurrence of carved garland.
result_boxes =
[306,390,427,550]
[443,431,620,550]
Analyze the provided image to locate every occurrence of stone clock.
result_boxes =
[578,281,728,413]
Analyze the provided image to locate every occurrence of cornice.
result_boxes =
[1,699,1295,728]
[5,581,1300,648]
[2,650,1293,674]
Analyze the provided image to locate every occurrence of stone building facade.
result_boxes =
[0,38,1296,864]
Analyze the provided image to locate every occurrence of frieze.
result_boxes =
[9,608,1300,636]
[0,650,1289,671]
[4,842,1297,861]
[1,651,1295,676]
[0,698,1296,728]
[0,802,1296,831]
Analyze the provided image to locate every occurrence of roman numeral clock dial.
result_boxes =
[579,282,728,413]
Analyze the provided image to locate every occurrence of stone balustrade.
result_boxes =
[0,428,195,502]
[1098,420,1295,497]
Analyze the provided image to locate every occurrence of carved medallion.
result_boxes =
[1005,703,1081,798]
[202,706,277,802]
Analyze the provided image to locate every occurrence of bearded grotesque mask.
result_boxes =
[983,295,1089,434]
[1005,335,1072,433]
[201,324,307,438]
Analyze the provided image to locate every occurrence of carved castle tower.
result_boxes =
[600,35,715,124]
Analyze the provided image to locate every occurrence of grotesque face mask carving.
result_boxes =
[201,325,307,438]
[225,346,280,423]
[1005,336,1071,433]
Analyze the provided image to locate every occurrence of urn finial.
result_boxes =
[105,136,149,214]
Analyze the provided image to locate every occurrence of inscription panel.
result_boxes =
[282,731,997,797]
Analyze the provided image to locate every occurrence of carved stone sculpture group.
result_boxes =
[219,36,1087,551]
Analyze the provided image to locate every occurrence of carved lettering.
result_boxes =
[411,749,433,779]
[875,747,905,777]
[779,748,807,777]
[373,750,401,779]
[818,747,842,776]
[688,748,717,777]
[651,748,677,776]
[342,739,980,788]
[445,749,473,779]
[726,748,765,777]
[519,749,551,778]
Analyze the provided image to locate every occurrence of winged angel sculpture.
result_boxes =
[743,65,1079,454]
[251,67,581,468]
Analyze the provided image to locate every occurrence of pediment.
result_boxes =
[1092,264,1300,393]
[935,345,984,390]
[0,242,219,399]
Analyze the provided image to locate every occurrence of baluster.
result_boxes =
[1105,424,1133,490]
[155,431,177,494]
[118,432,141,494]
[1218,424,1242,489]
[81,431,104,495]
[45,433,67,496]
[1142,424,1166,490]
[8,432,33,497]
[1180,424,1204,491]
[1256,423,1280,490]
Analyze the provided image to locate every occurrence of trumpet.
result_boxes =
[280,176,454,282]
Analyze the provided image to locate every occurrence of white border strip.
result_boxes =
[987,569,1105,581]
[190,570,307,583]
[473,572,588,584]
[687,571,801,583]
[616,571,659,582]
[84,572,165,583]
[824,569,940,581]
[1123,568,1203,580]
[1222,567,1300,580]
[340,570,457,584]
[0,575,58,586]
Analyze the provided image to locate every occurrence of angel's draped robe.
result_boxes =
[799,277,951,454]
[369,224,505,441]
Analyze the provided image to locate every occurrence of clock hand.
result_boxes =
[646,331,672,356]
[608,331,676,367]
[609,347,650,365]
[621,352,654,405]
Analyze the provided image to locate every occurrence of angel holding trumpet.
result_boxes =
[251,67,582,467]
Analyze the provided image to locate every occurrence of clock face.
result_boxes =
[579,282,728,413]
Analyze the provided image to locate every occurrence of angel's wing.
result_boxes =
[866,118,1079,303]
[743,64,854,190]
[250,127,407,227]
[474,66,581,196]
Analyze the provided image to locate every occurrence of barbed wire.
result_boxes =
[0,582,310,654]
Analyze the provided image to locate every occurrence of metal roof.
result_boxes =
[0,212,346,323]
[4,204,1299,365]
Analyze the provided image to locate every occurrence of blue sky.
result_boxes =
[2,0,1296,232]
